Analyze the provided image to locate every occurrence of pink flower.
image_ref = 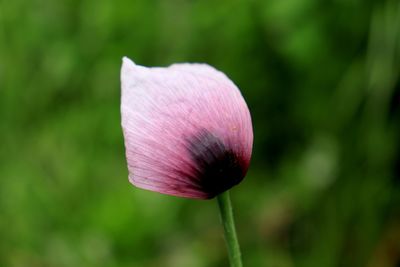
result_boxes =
[121,57,253,199]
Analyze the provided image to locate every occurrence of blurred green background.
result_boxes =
[1,0,400,266]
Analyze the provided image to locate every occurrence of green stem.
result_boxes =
[217,190,243,267]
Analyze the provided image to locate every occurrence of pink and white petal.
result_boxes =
[121,57,253,199]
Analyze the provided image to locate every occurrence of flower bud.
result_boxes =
[121,57,253,199]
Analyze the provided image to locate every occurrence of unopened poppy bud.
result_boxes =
[121,57,253,199]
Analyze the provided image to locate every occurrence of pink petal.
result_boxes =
[121,57,253,199]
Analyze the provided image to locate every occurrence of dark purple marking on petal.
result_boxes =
[186,129,247,199]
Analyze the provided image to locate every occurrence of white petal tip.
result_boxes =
[121,57,140,85]
[122,56,136,68]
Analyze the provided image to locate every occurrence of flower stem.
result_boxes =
[217,190,243,267]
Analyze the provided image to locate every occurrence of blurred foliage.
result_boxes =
[1,0,400,266]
